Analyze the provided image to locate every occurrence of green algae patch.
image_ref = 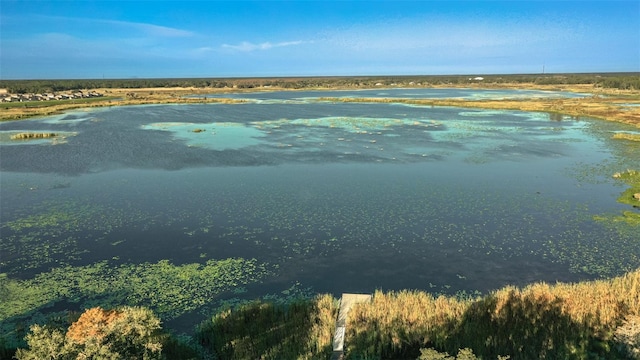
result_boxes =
[0,258,272,348]
[0,200,153,274]
[613,169,640,206]
[595,169,640,226]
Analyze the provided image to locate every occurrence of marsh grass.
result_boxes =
[192,269,640,359]
[0,95,244,121]
[345,268,640,359]
[196,294,338,360]
[10,132,58,139]
[613,133,640,142]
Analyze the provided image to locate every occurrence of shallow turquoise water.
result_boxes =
[195,87,589,101]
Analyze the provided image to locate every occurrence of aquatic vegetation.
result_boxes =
[0,257,271,350]
[4,201,123,233]
[10,132,58,140]
[612,169,640,206]
[0,130,77,145]
[0,200,153,274]
[595,169,640,226]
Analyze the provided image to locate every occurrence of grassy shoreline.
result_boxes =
[196,267,640,359]
[10,268,640,359]
[1,83,639,128]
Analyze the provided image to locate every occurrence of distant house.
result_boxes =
[469,77,484,81]
[0,90,104,103]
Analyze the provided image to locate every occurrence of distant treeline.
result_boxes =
[1,73,639,93]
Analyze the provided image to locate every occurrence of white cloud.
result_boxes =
[104,19,194,37]
[222,40,305,52]
[193,46,216,53]
[28,14,195,38]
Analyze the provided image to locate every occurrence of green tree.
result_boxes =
[15,306,163,360]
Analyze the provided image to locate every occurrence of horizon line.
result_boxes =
[1,71,639,82]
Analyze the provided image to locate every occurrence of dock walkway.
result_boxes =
[331,293,372,360]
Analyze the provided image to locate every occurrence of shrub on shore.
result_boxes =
[15,306,163,360]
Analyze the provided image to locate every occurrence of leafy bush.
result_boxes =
[15,306,163,360]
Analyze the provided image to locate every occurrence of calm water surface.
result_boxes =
[1,89,638,330]
[196,87,589,101]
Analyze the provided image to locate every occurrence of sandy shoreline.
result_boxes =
[1,83,639,128]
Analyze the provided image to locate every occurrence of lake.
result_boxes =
[1,88,638,332]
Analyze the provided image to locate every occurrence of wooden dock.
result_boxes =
[331,293,372,360]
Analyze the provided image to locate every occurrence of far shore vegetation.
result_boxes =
[1,73,639,127]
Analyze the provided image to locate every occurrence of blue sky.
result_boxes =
[1,0,638,79]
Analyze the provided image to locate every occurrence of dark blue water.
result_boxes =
[1,90,638,332]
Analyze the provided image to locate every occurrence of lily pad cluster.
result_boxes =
[1,257,271,348]
[1,200,154,274]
